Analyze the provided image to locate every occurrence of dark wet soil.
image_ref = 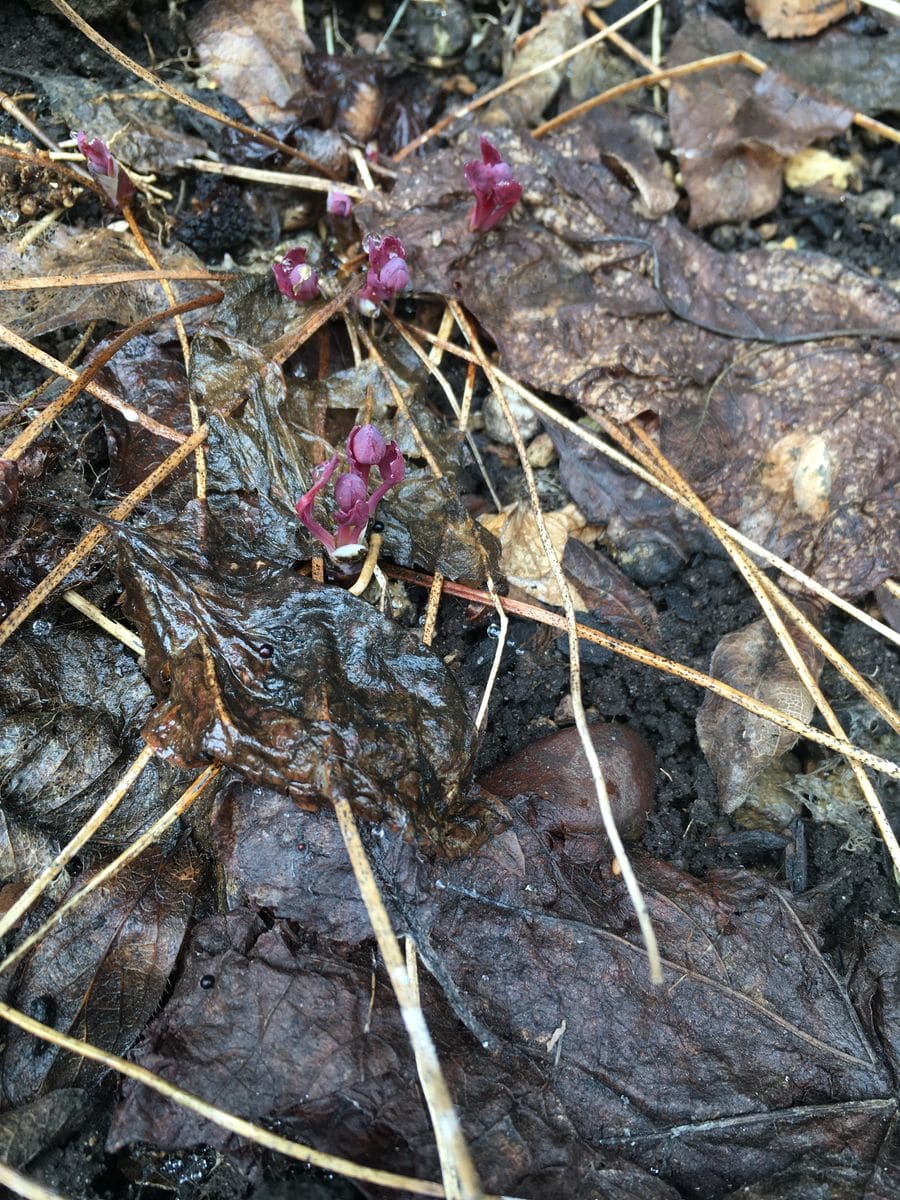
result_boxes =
[1,1,897,1197]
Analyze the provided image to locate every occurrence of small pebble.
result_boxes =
[526,432,556,468]
[479,721,656,861]
[482,385,540,445]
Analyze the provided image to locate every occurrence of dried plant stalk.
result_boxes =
[0,1161,69,1200]
[450,301,663,985]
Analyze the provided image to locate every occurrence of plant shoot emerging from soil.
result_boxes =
[295,424,405,559]
[75,131,135,211]
[272,246,320,301]
[357,235,409,316]
[464,136,522,232]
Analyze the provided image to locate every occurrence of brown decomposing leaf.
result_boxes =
[187,0,313,126]
[2,844,198,1105]
[0,228,209,339]
[746,0,859,41]
[673,14,900,116]
[115,506,494,853]
[357,122,899,597]
[109,793,894,1197]
[562,537,660,645]
[0,623,194,847]
[478,500,600,608]
[93,335,192,493]
[696,605,825,819]
[668,28,853,226]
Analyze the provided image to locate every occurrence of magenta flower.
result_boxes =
[464,136,522,232]
[357,235,409,317]
[75,131,135,212]
[295,423,405,559]
[272,247,320,302]
[326,189,353,218]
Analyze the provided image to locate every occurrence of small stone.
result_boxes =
[482,385,540,445]
[478,721,656,861]
[526,432,556,468]
[845,188,895,220]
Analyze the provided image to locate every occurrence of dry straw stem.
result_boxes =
[332,794,484,1200]
[393,0,661,161]
[119,203,204,498]
[387,565,900,783]
[348,531,384,596]
[449,300,664,986]
[402,322,900,649]
[0,269,232,291]
[0,998,475,1199]
[475,574,509,733]
[0,1161,69,1200]
[626,421,900,875]
[532,50,900,145]
[422,570,445,647]
[0,320,95,436]
[1,292,221,462]
[0,744,156,945]
[62,588,145,655]
[357,325,444,477]
[48,0,340,177]
[189,158,368,199]
[0,763,220,978]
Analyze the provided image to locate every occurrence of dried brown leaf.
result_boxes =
[746,0,859,41]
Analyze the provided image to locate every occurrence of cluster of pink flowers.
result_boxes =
[295,424,405,559]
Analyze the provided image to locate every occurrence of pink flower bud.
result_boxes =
[75,130,135,212]
[326,189,353,218]
[464,136,522,233]
[272,247,320,302]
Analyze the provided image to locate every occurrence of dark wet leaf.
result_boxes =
[93,335,192,493]
[0,621,193,846]
[115,505,493,852]
[562,538,660,646]
[547,421,708,585]
[0,1090,92,1167]
[0,228,209,338]
[673,14,900,117]
[2,843,198,1105]
[357,123,899,596]
[585,105,678,220]
[667,38,853,226]
[109,798,894,1197]
[696,606,825,819]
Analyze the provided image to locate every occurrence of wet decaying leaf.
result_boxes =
[93,335,192,493]
[0,622,193,846]
[188,0,312,127]
[0,1090,92,1169]
[109,791,894,1197]
[357,122,899,596]
[0,227,209,339]
[562,537,660,646]
[675,14,900,117]
[115,505,493,852]
[668,28,853,226]
[697,606,825,819]
[2,843,198,1106]
[194,280,499,584]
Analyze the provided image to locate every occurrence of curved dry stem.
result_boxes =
[449,300,663,986]
[0,1161,69,1200]
[626,421,900,875]
[332,796,484,1200]
[475,574,509,733]
[0,999,457,1198]
[0,764,220,978]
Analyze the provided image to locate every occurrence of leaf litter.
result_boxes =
[0,2,898,1198]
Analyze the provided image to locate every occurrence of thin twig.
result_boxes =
[348,533,384,596]
[189,158,367,198]
[475,575,509,733]
[62,589,144,655]
[0,269,232,291]
[450,300,663,985]
[422,571,445,646]
[0,1162,69,1200]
